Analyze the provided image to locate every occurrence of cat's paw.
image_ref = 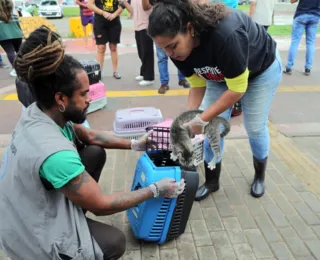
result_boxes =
[170,152,178,161]
[208,160,217,170]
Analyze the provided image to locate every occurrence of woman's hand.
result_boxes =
[107,13,117,21]
[187,87,206,110]
[200,90,243,122]
[102,11,111,19]
[183,114,208,136]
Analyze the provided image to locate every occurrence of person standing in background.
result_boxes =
[120,0,155,86]
[142,0,191,94]
[249,0,276,31]
[0,0,23,77]
[0,54,10,68]
[283,0,319,76]
[76,0,95,47]
[87,0,125,79]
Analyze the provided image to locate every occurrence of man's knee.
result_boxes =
[103,230,126,260]
[86,145,107,164]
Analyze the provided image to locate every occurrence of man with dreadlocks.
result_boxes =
[0,26,185,260]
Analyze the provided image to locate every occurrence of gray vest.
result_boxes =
[0,103,103,260]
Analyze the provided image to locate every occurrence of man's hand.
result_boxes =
[130,130,154,151]
[183,114,208,136]
[149,178,185,198]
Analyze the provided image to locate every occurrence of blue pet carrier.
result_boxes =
[126,127,199,244]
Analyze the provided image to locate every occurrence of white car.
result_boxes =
[38,0,63,19]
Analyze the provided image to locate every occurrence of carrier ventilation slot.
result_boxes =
[166,189,186,241]
[124,121,151,129]
[148,199,171,239]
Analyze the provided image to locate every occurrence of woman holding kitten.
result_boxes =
[148,0,282,200]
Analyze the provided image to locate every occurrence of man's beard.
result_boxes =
[64,104,89,124]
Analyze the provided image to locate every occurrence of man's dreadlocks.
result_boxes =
[14,26,85,110]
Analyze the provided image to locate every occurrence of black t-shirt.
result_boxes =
[94,0,125,23]
[294,0,320,19]
[172,9,276,83]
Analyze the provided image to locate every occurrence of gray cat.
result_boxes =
[170,109,230,170]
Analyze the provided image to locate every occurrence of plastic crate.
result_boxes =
[127,150,199,244]
[146,119,204,166]
[86,81,107,114]
[113,107,163,139]
[80,60,101,85]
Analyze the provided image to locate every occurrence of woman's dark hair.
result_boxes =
[0,0,13,23]
[148,0,228,38]
[14,26,85,110]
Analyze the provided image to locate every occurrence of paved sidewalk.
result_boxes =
[1,131,320,260]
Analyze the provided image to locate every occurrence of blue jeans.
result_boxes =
[200,50,282,163]
[286,14,320,70]
[156,45,185,84]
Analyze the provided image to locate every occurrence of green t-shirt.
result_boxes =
[39,124,85,189]
[0,14,23,41]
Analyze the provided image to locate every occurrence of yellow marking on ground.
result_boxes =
[268,122,320,199]
[1,86,320,101]
[3,94,17,100]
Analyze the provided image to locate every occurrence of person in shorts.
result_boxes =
[76,0,94,46]
[87,0,125,79]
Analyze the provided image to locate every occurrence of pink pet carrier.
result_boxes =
[86,81,107,114]
[147,119,204,166]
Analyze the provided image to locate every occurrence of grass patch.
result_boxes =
[121,9,129,16]
[34,6,80,17]
[63,7,80,16]
[34,6,129,17]
[66,32,76,38]
[268,25,293,36]
[238,4,250,13]
[267,24,320,36]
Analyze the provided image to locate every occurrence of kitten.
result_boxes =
[170,109,230,170]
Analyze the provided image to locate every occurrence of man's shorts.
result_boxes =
[81,15,94,26]
[93,16,122,45]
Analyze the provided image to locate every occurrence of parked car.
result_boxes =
[14,0,35,15]
[38,0,63,19]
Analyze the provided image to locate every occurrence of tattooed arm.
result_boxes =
[73,123,131,149]
[60,171,153,215]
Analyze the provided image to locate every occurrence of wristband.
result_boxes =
[130,139,136,150]
[149,183,159,198]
